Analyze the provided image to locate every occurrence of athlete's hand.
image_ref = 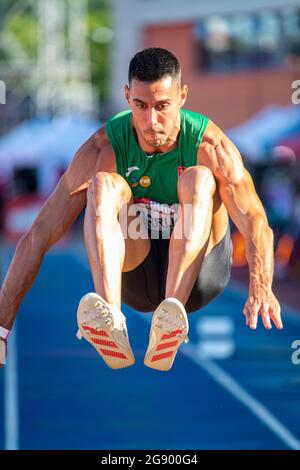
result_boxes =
[243,286,283,330]
[0,337,7,367]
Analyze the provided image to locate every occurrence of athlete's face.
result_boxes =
[125,76,188,151]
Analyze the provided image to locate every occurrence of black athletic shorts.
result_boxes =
[121,222,233,313]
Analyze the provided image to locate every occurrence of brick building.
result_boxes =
[111,0,300,128]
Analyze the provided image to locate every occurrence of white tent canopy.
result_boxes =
[0,114,100,194]
[227,105,300,163]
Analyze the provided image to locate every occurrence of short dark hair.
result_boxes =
[128,48,181,84]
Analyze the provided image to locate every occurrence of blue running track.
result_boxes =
[1,241,300,450]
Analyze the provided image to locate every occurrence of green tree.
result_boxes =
[0,0,111,110]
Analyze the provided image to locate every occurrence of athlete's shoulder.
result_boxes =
[105,109,133,145]
[106,109,132,131]
[201,119,222,145]
[198,119,244,182]
[93,124,110,150]
[107,109,132,122]
[180,108,210,152]
[181,108,209,121]
[181,108,209,134]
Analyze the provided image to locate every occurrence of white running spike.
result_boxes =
[144,297,189,371]
[76,292,135,369]
[76,330,83,340]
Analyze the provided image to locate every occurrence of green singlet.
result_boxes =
[106,108,209,234]
[106,108,209,203]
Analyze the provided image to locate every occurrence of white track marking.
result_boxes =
[1,246,19,450]
[184,343,300,450]
[73,250,300,449]
[4,326,19,450]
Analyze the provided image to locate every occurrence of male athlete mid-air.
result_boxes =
[0,48,282,371]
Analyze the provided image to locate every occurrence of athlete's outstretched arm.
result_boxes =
[199,120,282,330]
[0,126,114,342]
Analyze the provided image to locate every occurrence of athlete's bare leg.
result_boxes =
[165,165,228,306]
[84,171,150,309]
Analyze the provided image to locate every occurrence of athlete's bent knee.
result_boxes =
[88,172,131,209]
[178,165,216,199]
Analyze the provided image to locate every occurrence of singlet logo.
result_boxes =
[126,166,140,188]
[125,167,151,189]
[139,175,151,188]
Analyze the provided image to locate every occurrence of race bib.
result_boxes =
[133,197,179,238]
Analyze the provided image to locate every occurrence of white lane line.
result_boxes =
[184,344,300,450]
[4,326,19,450]
[137,308,300,450]
[72,250,300,450]
[1,246,19,450]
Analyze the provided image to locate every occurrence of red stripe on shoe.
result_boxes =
[151,350,173,362]
[91,338,118,348]
[82,326,109,337]
[161,330,182,340]
[156,340,178,351]
[100,349,127,359]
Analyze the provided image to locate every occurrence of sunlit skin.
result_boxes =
[124,76,188,154]
[0,69,283,368]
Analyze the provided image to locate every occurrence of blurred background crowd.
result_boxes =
[0,0,300,299]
